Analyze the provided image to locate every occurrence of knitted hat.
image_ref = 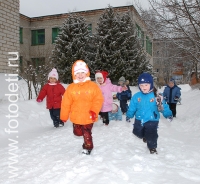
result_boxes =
[72,60,90,83]
[95,70,108,83]
[138,73,153,90]
[169,78,175,83]
[48,68,58,80]
[119,76,125,82]
[74,60,89,75]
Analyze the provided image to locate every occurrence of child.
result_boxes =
[126,73,173,154]
[108,103,122,121]
[116,76,132,114]
[36,68,65,128]
[163,78,181,117]
[60,60,103,155]
[95,70,127,125]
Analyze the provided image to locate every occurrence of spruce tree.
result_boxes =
[94,6,122,80]
[119,12,152,85]
[51,14,90,83]
[94,6,152,84]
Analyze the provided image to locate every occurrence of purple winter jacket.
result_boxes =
[98,78,122,112]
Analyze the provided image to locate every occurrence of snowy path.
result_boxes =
[1,85,200,184]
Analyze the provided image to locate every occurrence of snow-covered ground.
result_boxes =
[1,73,200,184]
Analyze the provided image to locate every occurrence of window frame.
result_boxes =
[31,29,45,46]
[136,24,144,47]
[52,27,60,44]
[146,36,152,56]
[20,27,23,44]
[88,23,92,35]
[31,57,45,71]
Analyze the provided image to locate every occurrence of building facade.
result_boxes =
[19,5,153,69]
[0,0,20,73]
[153,38,194,85]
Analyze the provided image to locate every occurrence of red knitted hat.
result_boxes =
[95,70,108,83]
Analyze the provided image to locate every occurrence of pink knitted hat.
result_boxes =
[74,61,89,75]
[48,68,58,80]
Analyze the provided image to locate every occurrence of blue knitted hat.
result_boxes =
[138,73,153,91]
[169,78,175,83]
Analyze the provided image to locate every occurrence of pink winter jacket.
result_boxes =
[98,78,122,112]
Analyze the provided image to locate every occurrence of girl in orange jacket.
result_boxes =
[60,60,104,155]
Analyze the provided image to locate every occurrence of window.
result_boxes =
[20,27,23,44]
[31,57,45,71]
[88,24,92,35]
[146,36,152,56]
[31,29,45,45]
[136,24,144,47]
[19,56,23,72]
[52,28,60,43]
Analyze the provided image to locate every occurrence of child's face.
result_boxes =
[49,77,57,83]
[118,81,125,86]
[168,81,174,88]
[139,83,151,93]
[75,72,87,82]
[97,77,104,84]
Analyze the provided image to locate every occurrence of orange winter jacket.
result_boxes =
[60,60,104,125]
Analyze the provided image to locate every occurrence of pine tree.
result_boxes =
[51,14,90,83]
[94,6,122,80]
[94,6,152,85]
[119,12,152,85]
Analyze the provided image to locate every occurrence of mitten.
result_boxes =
[89,110,96,122]
[156,95,163,104]
[36,99,42,102]
[156,95,163,111]
[174,96,179,101]
[167,116,173,122]
[126,116,131,122]
[121,86,128,91]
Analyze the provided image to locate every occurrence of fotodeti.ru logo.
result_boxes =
[4,52,19,179]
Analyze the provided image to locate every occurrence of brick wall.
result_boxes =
[0,0,20,73]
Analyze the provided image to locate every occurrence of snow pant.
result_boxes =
[120,100,128,114]
[167,103,177,117]
[73,123,94,150]
[99,112,109,125]
[49,108,62,127]
[133,119,159,149]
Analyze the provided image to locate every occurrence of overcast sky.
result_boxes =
[20,0,150,17]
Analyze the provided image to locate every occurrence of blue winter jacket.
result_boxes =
[116,85,132,101]
[163,85,181,103]
[126,91,172,125]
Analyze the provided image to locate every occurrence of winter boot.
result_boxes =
[149,148,158,154]
[82,149,92,155]
[143,137,147,143]
[54,121,59,128]
[59,121,64,127]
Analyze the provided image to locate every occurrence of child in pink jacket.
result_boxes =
[95,70,127,125]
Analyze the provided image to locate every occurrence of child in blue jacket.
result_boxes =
[163,78,181,117]
[126,73,173,154]
[116,76,132,114]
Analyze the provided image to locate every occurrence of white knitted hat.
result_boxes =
[74,61,89,75]
[48,68,58,80]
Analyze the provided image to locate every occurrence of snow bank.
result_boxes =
[0,98,52,147]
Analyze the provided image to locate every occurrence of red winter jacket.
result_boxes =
[37,81,65,109]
